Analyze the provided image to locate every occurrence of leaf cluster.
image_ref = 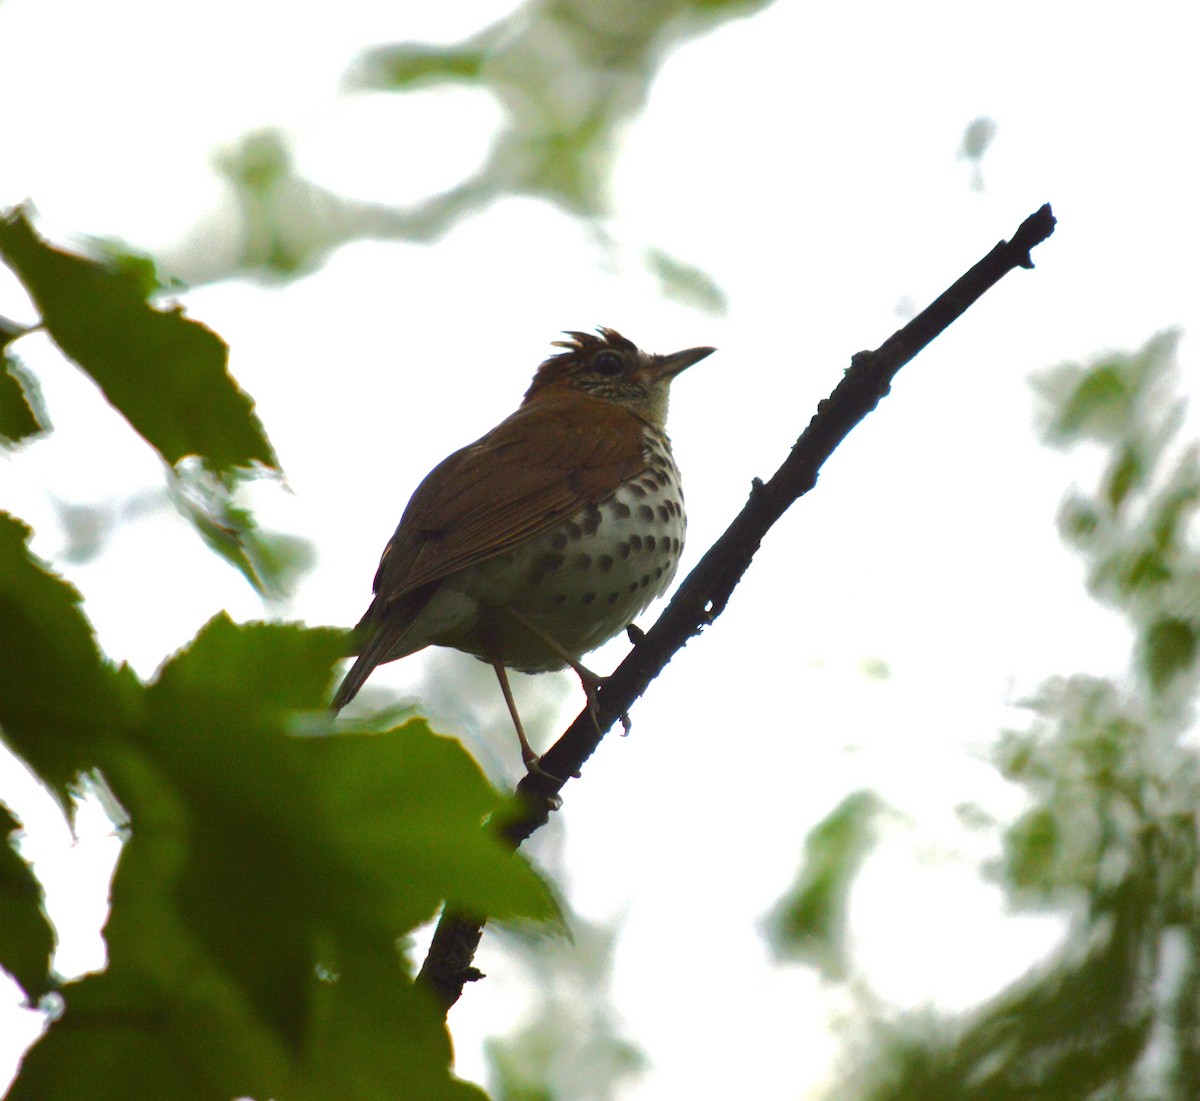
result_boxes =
[768,332,1200,1100]
[1,210,555,1099]
[198,0,742,310]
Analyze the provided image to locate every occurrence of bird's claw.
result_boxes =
[523,751,568,794]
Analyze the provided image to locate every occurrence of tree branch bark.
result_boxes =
[418,202,1057,1012]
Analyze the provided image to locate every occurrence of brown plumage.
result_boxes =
[333,327,714,772]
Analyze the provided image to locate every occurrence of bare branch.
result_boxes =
[418,203,1057,1012]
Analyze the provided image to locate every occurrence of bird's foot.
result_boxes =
[576,667,631,737]
[522,749,569,795]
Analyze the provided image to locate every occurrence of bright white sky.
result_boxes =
[2,0,1198,1097]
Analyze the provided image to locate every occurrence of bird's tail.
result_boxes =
[330,589,434,712]
[330,636,385,711]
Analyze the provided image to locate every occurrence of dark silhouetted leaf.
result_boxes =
[0,805,55,1000]
[0,512,139,808]
[0,354,47,447]
[0,312,25,352]
[0,207,277,477]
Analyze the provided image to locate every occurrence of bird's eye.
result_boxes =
[593,351,624,376]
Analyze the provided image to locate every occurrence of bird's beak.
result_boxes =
[657,345,716,379]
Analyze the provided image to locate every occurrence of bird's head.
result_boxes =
[524,327,714,428]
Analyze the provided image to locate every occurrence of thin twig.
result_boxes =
[418,203,1057,1012]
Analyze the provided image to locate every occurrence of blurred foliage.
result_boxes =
[1036,330,1200,700]
[646,247,729,315]
[0,207,314,597]
[170,457,317,600]
[206,0,762,301]
[350,0,769,219]
[772,331,1200,1100]
[765,791,882,980]
[213,129,424,279]
[958,117,997,164]
[485,915,646,1101]
[957,116,997,192]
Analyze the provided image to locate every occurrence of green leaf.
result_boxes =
[1035,330,1180,447]
[9,949,297,1101]
[1003,805,1060,892]
[0,805,55,999]
[958,115,998,162]
[351,43,487,90]
[1148,456,1200,556]
[135,614,553,1035]
[77,235,180,297]
[1104,444,1144,513]
[764,791,881,979]
[1058,495,1102,544]
[0,210,302,593]
[0,207,277,477]
[137,614,555,934]
[1056,362,1131,440]
[23,862,236,1098]
[1142,618,1197,693]
[645,248,728,316]
[215,128,294,196]
[0,354,48,447]
[0,512,138,807]
[168,462,315,598]
[304,940,490,1101]
[0,312,25,351]
[14,615,553,1097]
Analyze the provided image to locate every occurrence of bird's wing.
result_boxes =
[369,394,649,606]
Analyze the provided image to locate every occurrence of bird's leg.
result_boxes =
[500,606,631,735]
[489,656,561,780]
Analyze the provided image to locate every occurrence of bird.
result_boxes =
[332,327,714,773]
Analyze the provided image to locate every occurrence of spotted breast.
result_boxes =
[449,428,685,671]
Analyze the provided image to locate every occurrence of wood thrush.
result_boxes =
[332,328,714,772]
